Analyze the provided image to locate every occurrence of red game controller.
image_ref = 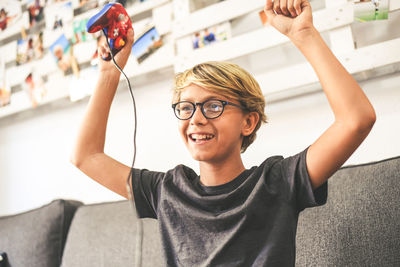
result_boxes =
[86,3,132,61]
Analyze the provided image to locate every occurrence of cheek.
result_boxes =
[178,121,188,140]
[219,118,244,140]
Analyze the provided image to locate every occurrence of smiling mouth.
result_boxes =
[189,133,215,142]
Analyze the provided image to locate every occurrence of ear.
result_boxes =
[241,112,259,137]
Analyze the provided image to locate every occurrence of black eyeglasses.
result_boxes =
[172,99,246,120]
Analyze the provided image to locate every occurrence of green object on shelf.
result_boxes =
[72,18,90,44]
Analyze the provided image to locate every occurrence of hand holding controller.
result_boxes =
[87,3,132,61]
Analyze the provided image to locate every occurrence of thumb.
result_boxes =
[126,28,134,47]
[264,0,276,23]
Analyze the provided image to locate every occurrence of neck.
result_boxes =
[199,155,245,186]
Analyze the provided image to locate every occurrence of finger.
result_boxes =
[294,0,302,16]
[280,0,289,16]
[287,0,297,17]
[273,0,282,15]
[264,0,276,19]
[126,28,134,46]
[99,43,109,59]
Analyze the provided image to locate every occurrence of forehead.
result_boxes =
[180,84,227,101]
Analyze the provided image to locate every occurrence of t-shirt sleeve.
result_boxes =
[131,168,164,219]
[280,147,328,212]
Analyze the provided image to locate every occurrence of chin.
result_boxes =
[189,150,214,162]
[190,153,209,162]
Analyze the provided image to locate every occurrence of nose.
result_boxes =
[190,104,208,125]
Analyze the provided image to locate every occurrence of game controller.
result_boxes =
[86,3,132,61]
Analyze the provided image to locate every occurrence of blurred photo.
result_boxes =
[191,22,231,50]
[72,17,96,44]
[16,32,44,65]
[131,26,163,63]
[27,0,45,27]
[354,0,389,22]
[23,72,47,108]
[0,54,10,107]
[0,1,22,31]
[45,1,73,30]
[49,33,79,76]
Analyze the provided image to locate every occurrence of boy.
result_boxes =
[71,0,376,266]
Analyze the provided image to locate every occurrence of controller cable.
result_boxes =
[102,29,143,267]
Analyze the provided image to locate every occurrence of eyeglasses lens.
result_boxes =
[203,100,223,118]
[175,102,194,120]
[174,100,225,120]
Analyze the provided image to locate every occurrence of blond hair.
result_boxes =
[173,61,267,153]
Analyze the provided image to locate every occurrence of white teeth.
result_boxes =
[190,134,214,141]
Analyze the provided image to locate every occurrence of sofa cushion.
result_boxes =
[0,199,82,267]
[296,156,400,266]
[61,200,163,267]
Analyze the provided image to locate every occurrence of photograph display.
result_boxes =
[45,1,74,30]
[0,53,10,107]
[27,0,46,27]
[354,0,389,22]
[23,72,47,108]
[191,22,231,50]
[49,33,79,75]
[131,26,163,63]
[0,0,21,31]
[72,17,95,44]
[16,32,44,65]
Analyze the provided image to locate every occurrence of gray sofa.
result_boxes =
[1,156,399,267]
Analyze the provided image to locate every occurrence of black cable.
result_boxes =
[102,29,143,267]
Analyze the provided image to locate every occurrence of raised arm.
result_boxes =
[70,30,134,198]
[264,0,376,189]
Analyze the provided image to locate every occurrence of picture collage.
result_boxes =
[0,0,164,110]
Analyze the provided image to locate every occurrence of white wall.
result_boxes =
[1,1,400,215]
[1,67,399,216]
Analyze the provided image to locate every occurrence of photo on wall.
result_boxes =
[0,81,10,107]
[191,22,232,50]
[16,31,44,65]
[131,25,163,64]
[354,0,389,22]
[27,0,46,28]
[0,53,10,108]
[23,71,47,108]
[49,33,79,76]
[72,17,96,44]
[45,1,73,30]
[0,0,22,32]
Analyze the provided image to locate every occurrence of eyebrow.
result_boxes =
[180,95,226,102]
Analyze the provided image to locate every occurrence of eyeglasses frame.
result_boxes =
[172,99,247,120]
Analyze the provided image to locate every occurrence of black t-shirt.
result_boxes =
[132,148,328,266]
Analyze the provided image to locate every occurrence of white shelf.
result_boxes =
[172,1,390,72]
[257,37,400,97]
[126,0,170,17]
[0,76,71,118]
[173,0,264,38]
[125,40,174,77]
[1,0,400,118]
